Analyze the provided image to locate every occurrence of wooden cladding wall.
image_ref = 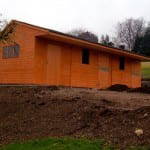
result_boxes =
[0,23,141,88]
[70,47,99,88]
[98,52,112,89]
[46,44,61,85]
[0,23,45,84]
[34,39,141,88]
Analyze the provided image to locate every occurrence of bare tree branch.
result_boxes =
[114,18,145,51]
[0,14,16,46]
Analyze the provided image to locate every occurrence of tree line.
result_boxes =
[68,18,150,56]
[0,15,149,56]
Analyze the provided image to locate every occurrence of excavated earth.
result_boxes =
[0,86,150,149]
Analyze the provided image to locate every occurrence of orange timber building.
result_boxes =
[0,20,149,88]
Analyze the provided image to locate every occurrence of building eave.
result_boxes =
[10,20,150,61]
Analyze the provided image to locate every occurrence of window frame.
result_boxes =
[2,44,20,59]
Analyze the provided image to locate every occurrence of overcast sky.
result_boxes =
[0,0,150,38]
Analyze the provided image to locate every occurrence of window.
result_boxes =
[119,56,125,70]
[3,45,20,59]
[82,49,89,64]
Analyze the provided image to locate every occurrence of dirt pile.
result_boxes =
[80,105,150,148]
[0,86,150,149]
[128,86,150,94]
[107,84,129,91]
[108,84,150,94]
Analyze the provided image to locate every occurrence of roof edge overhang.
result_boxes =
[38,33,150,61]
[10,20,150,61]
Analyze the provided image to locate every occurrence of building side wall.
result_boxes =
[111,56,141,88]
[0,24,35,84]
[70,47,99,88]
[131,60,141,88]
[0,24,46,84]
[111,55,132,87]
[59,45,141,88]
[34,38,48,84]
[98,52,112,88]
[34,40,141,88]
[0,22,141,88]
[46,44,61,85]
[34,40,63,86]
[60,45,72,86]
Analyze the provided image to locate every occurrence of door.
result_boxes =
[46,44,61,85]
[98,53,111,88]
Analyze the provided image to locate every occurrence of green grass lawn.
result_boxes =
[0,138,149,150]
[142,62,150,79]
[0,138,115,150]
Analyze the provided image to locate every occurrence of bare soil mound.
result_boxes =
[0,86,150,149]
[107,84,129,91]
[108,84,150,94]
[128,86,150,94]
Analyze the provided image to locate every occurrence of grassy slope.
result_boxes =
[142,62,150,79]
[0,138,114,150]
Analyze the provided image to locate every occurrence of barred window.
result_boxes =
[3,45,20,59]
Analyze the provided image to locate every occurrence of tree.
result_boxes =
[133,24,150,56]
[67,28,86,37]
[0,20,7,31]
[100,34,114,47]
[67,28,99,43]
[0,14,15,44]
[132,36,143,54]
[114,18,145,51]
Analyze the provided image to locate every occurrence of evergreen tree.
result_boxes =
[101,34,114,47]
[133,25,150,56]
